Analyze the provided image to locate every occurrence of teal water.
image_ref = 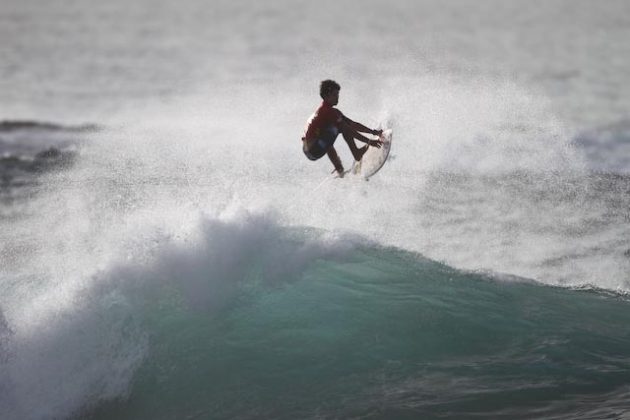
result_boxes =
[86,242,630,419]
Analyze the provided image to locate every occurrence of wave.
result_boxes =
[0,149,76,195]
[0,209,359,419]
[0,120,99,133]
[572,119,630,174]
[0,120,96,168]
[2,75,630,419]
[2,207,630,419]
[0,120,94,193]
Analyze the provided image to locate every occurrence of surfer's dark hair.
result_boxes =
[320,80,340,99]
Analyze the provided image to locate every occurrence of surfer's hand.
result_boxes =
[369,139,383,148]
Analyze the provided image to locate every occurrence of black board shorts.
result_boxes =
[303,126,339,161]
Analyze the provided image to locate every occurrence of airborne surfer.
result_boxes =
[302,80,383,177]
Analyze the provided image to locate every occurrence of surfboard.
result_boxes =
[352,128,393,179]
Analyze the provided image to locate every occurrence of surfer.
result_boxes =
[302,80,383,177]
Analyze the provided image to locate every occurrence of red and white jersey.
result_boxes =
[302,102,344,141]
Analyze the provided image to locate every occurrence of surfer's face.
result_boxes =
[324,89,339,106]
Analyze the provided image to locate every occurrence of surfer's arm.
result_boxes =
[340,119,383,147]
[342,116,382,136]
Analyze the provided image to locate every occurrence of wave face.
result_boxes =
[89,238,630,420]
[4,209,630,420]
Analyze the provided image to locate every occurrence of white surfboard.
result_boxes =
[352,129,393,179]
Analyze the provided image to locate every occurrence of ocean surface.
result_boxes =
[1,1,630,419]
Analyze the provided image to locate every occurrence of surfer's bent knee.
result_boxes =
[302,125,339,161]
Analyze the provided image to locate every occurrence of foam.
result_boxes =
[0,198,364,418]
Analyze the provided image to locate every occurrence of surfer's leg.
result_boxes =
[342,127,368,161]
[327,146,344,174]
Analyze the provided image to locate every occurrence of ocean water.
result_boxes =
[1,0,630,419]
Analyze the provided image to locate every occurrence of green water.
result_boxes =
[87,246,630,419]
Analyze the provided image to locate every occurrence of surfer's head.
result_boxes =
[320,80,340,105]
